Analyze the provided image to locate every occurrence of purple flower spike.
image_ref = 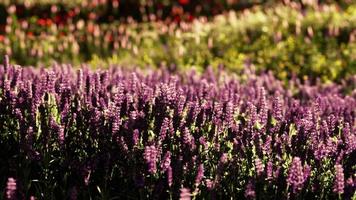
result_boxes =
[167,166,173,187]
[179,188,191,200]
[254,158,264,176]
[333,164,344,194]
[244,180,256,200]
[287,157,305,193]
[144,145,158,174]
[6,177,17,200]
[160,151,171,172]
[195,164,204,186]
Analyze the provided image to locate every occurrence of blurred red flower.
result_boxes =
[188,14,194,22]
[37,19,47,26]
[27,32,34,38]
[46,19,53,26]
[68,10,76,18]
[179,0,190,5]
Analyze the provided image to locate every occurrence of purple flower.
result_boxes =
[205,179,214,190]
[247,102,257,128]
[254,158,264,176]
[144,145,158,174]
[167,166,173,187]
[303,164,311,182]
[244,180,256,199]
[219,153,228,164]
[333,164,344,194]
[179,188,191,200]
[182,127,195,149]
[160,151,171,172]
[58,126,65,145]
[195,164,204,186]
[287,157,305,193]
[46,71,56,93]
[159,118,169,141]
[225,101,234,127]
[199,136,208,150]
[258,87,268,126]
[133,129,139,146]
[6,177,16,200]
[272,92,283,121]
[267,161,273,181]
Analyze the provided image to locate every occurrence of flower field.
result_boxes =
[0,1,355,200]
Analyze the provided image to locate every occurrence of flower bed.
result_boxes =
[0,56,355,199]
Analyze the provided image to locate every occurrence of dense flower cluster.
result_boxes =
[0,56,355,199]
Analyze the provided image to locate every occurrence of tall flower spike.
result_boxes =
[267,161,273,181]
[255,158,264,176]
[58,126,65,145]
[244,180,256,199]
[287,157,305,193]
[160,151,171,172]
[77,69,83,91]
[225,101,234,127]
[258,87,268,126]
[159,117,169,141]
[179,188,191,200]
[182,127,194,149]
[195,164,204,186]
[272,91,283,121]
[333,164,344,194]
[132,129,139,146]
[167,166,173,187]
[144,145,158,174]
[6,177,17,200]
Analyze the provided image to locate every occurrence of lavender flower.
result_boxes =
[287,157,305,193]
[195,164,204,186]
[160,151,171,172]
[144,145,158,174]
[167,166,173,187]
[58,126,64,145]
[254,158,264,176]
[0,57,354,199]
[272,92,283,121]
[6,177,16,200]
[179,188,191,200]
[244,180,256,199]
[159,117,169,141]
[333,164,344,194]
[258,87,268,126]
[267,161,273,181]
[133,129,139,146]
[182,127,195,149]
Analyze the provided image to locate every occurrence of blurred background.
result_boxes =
[0,0,355,82]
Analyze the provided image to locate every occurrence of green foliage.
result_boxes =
[1,4,355,82]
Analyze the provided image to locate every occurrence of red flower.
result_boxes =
[179,0,190,5]
[54,15,62,23]
[187,14,194,22]
[46,19,53,26]
[0,35,4,42]
[68,10,76,18]
[174,16,181,23]
[37,18,47,26]
[27,32,34,37]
